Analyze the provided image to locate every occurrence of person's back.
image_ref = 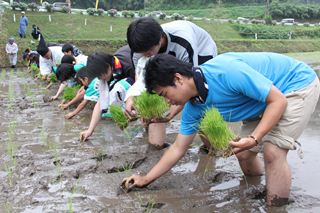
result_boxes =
[128,17,217,67]
[114,45,135,81]
[39,46,64,75]
[161,20,217,65]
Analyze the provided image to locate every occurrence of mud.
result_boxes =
[0,67,320,212]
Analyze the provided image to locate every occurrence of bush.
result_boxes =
[107,8,117,17]
[11,2,20,10]
[97,8,104,16]
[172,13,184,20]
[28,3,38,12]
[19,2,28,11]
[61,6,71,13]
[137,11,144,17]
[44,3,53,13]
[86,8,95,16]
[159,12,166,20]
[264,15,272,25]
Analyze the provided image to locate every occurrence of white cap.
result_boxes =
[21,11,25,14]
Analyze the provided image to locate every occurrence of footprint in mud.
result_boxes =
[42,95,51,103]
[141,202,165,209]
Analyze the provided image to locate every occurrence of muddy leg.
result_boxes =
[148,123,166,147]
[236,150,264,176]
[263,142,290,206]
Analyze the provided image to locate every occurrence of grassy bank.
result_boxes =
[1,9,320,67]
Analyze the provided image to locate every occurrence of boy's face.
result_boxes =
[143,41,161,57]
[79,77,89,86]
[154,74,191,106]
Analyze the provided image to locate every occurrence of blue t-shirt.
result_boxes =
[180,52,317,135]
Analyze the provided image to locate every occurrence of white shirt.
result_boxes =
[6,43,18,54]
[39,46,64,75]
[125,56,149,101]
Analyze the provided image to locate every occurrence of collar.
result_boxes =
[190,67,208,104]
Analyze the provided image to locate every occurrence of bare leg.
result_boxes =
[236,150,264,176]
[148,123,166,147]
[263,142,290,206]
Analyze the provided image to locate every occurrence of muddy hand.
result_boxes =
[230,136,256,154]
[121,177,136,192]
[79,130,92,142]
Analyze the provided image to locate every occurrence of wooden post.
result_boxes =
[13,14,16,22]
[255,33,258,40]
[110,25,112,32]
[49,14,51,22]
[85,18,87,26]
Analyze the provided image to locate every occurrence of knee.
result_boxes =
[236,151,253,162]
[263,143,287,165]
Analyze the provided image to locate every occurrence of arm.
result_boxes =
[231,85,287,153]
[5,44,10,54]
[80,100,101,141]
[65,99,89,119]
[122,133,195,188]
[51,82,67,100]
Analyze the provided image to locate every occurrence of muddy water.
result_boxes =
[0,67,319,213]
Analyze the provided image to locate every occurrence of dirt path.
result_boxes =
[0,68,319,212]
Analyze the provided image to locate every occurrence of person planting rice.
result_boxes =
[122,53,320,206]
[37,35,64,80]
[60,66,101,119]
[125,17,217,148]
[79,48,135,142]
[50,57,86,101]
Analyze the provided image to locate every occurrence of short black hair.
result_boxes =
[86,52,114,79]
[127,17,163,53]
[145,54,193,93]
[61,55,76,64]
[56,63,76,82]
[62,43,74,54]
[75,66,95,86]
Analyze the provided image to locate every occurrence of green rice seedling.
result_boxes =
[199,108,235,153]
[109,104,129,129]
[4,163,14,187]
[134,91,169,121]
[49,73,57,83]
[0,69,6,81]
[62,85,81,101]
[30,63,39,74]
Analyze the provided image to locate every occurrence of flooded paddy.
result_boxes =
[0,67,319,213]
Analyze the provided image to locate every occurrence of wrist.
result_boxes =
[248,135,259,145]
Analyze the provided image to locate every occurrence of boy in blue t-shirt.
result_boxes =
[122,53,320,206]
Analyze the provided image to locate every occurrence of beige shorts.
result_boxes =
[240,77,320,152]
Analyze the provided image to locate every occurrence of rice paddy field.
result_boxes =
[1,4,320,212]
[0,57,319,212]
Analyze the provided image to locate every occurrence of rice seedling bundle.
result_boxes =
[49,73,57,83]
[30,63,39,74]
[199,108,235,151]
[109,104,128,129]
[62,85,81,101]
[134,91,169,121]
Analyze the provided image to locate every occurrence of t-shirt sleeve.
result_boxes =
[179,102,207,135]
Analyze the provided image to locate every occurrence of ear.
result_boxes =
[174,73,183,85]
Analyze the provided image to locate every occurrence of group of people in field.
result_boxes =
[20,16,319,207]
